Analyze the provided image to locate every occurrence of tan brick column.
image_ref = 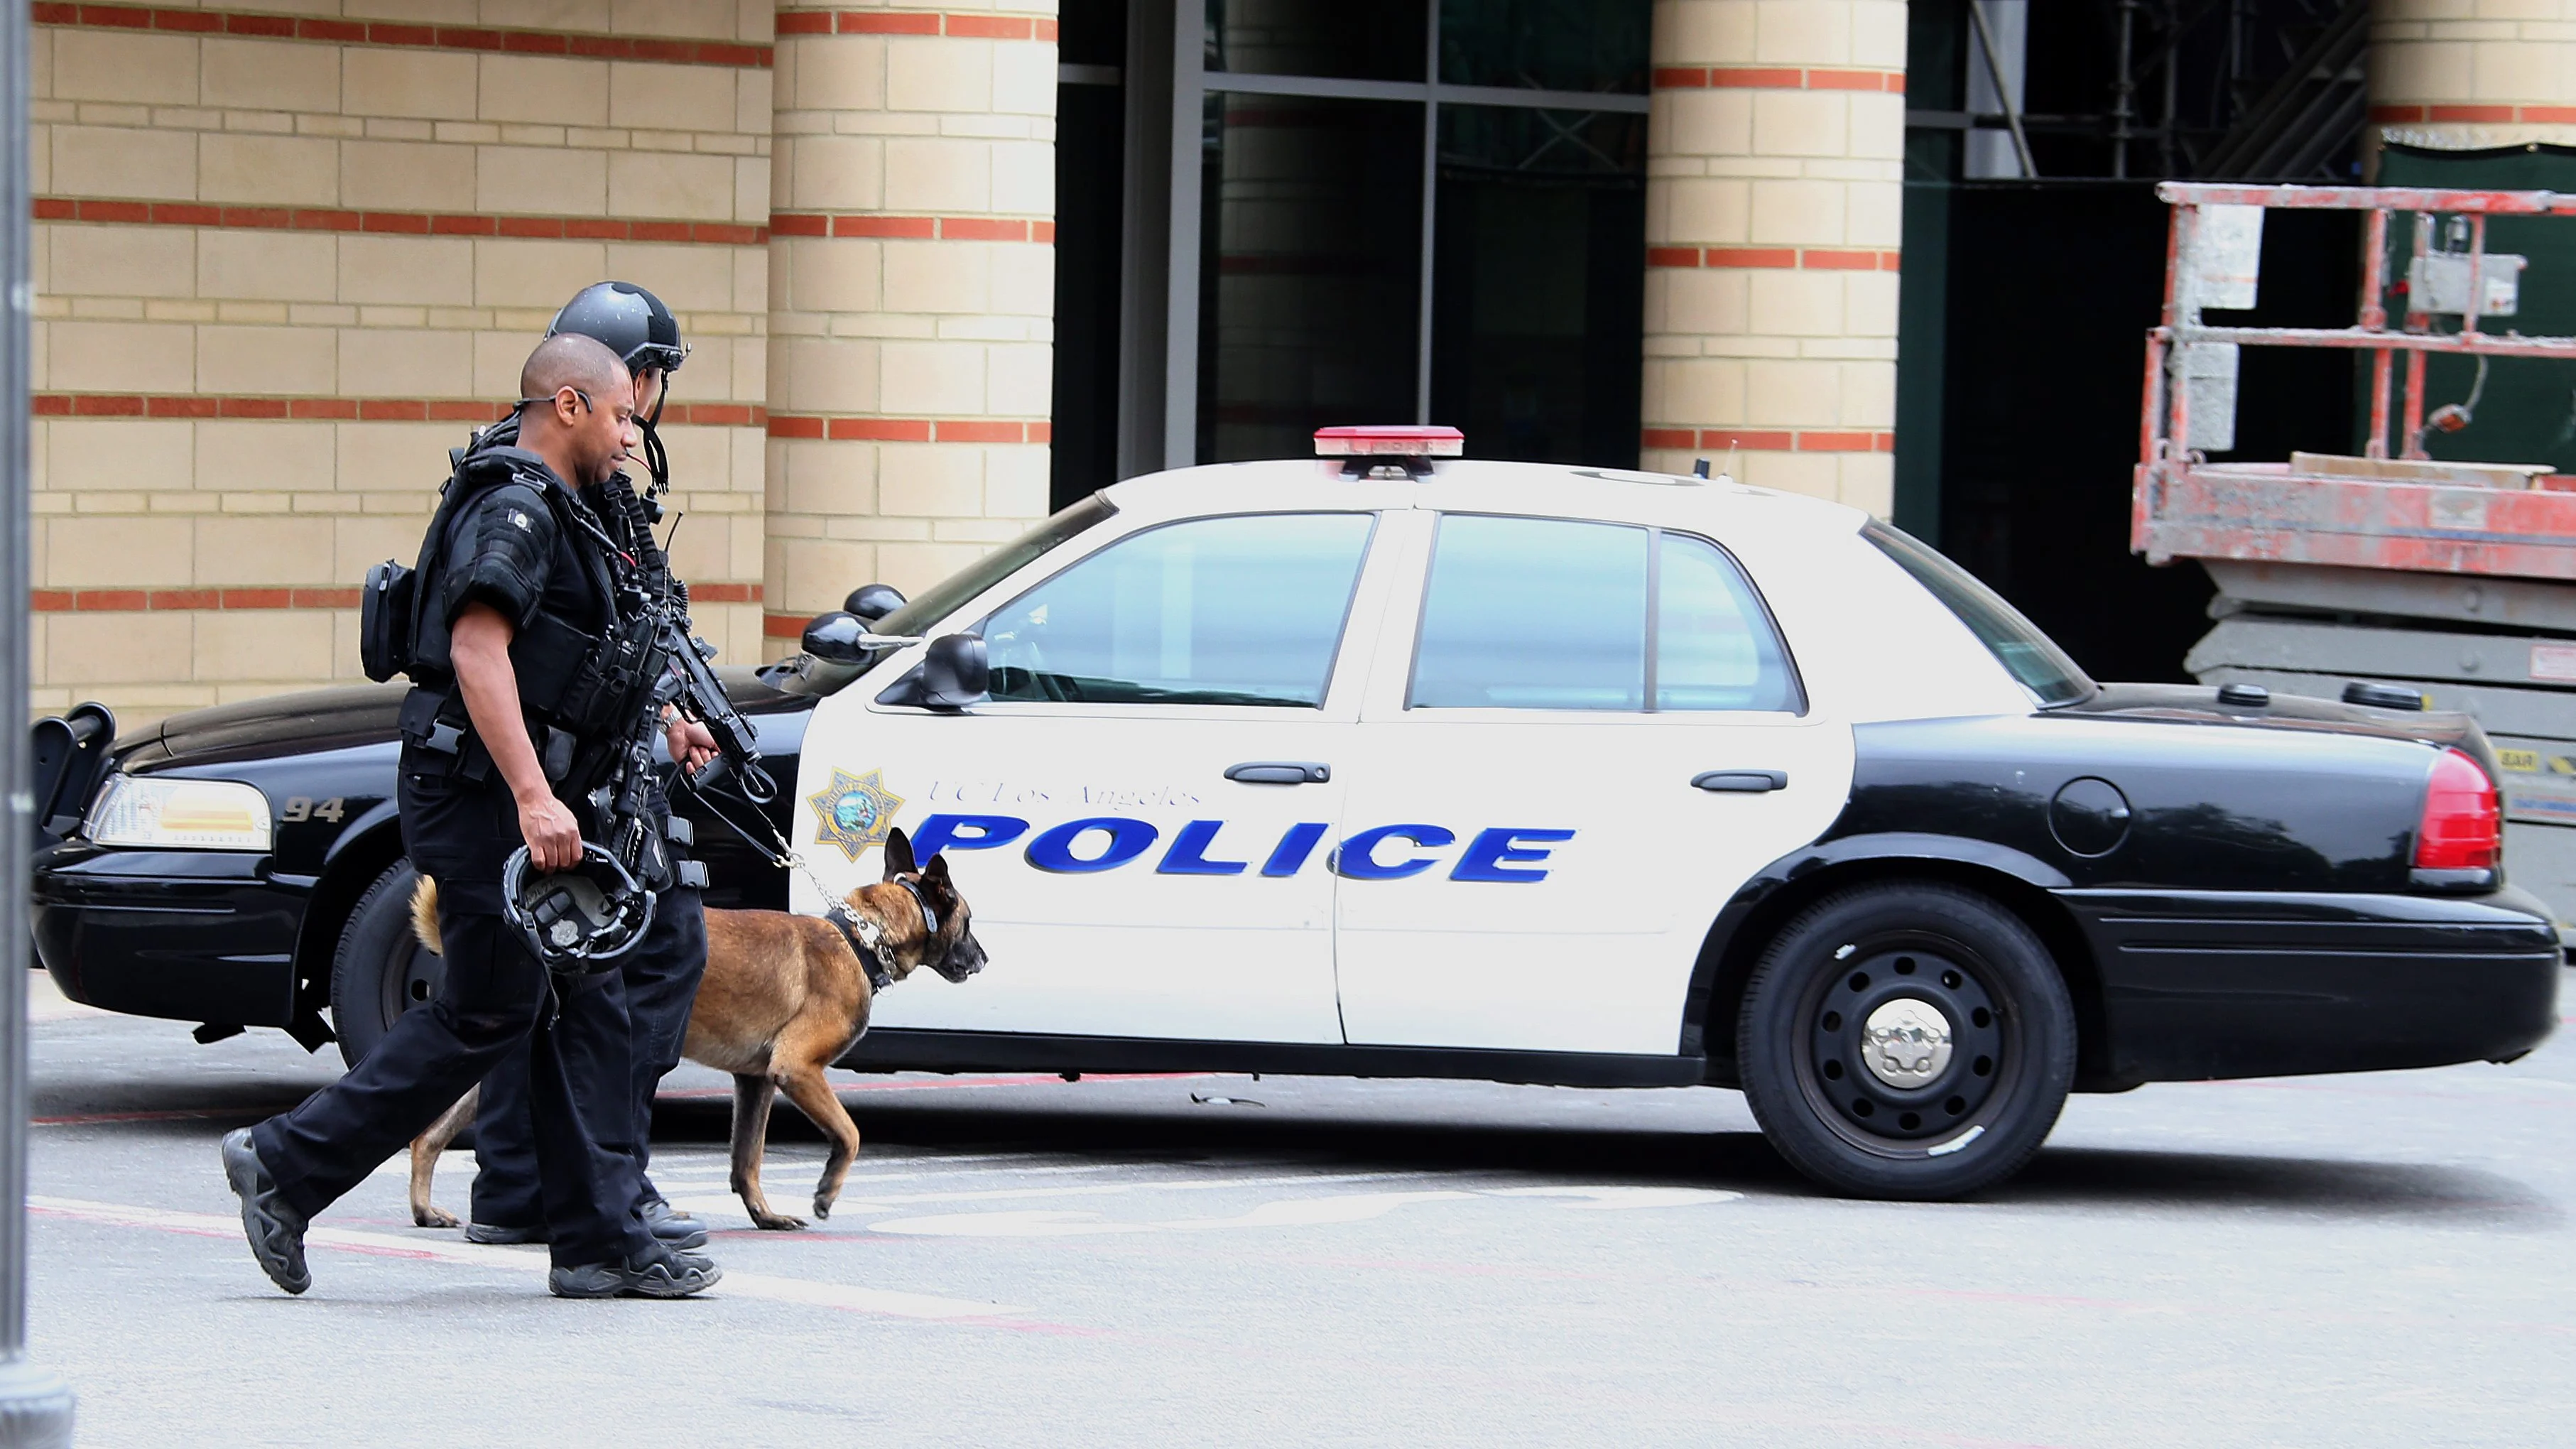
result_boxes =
[763,0,1058,656]
[28,2,773,724]
[2369,0,2576,155]
[1638,0,1906,515]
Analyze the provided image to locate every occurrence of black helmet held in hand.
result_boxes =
[503,842,657,975]
[548,281,688,382]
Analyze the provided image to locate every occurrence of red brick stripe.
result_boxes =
[34,197,768,246]
[764,414,1051,444]
[1648,246,1901,272]
[34,394,768,426]
[31,3,771,65]
[1652,66,1904,94]
[2371,103,2576,125]
[772,10,1059,41]
[768,212,1056,244]
[1640,428,1895,453]
[33,582,757,611]
[31,587,362,612]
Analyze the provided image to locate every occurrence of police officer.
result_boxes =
[455,283,712,1252]
[221,334,720,1299]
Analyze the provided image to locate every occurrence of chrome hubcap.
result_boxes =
[1860,998,1954,1088]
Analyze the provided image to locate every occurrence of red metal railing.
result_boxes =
[2134,182,2576,581]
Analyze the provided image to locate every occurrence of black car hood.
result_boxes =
[126,669,806,771]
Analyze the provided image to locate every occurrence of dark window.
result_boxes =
[1205,0,1426,82]
[1864,520,2095,706]
[1438,0,1649,94]
[1198,94,1423,463]
[982,513,1376,707]
[1430,104,1644,467]
[1411,514,1802,712]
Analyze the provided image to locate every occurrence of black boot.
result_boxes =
[642,1198,707,1250]
[548,1242,721,1299]
[221,1129,310,1295]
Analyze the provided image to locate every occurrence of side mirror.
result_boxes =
[800,610,873,665]
[874,633,989,712]
[844,583,906,626]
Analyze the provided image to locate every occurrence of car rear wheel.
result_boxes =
[1737,881,2075,1200]
[329,859,445,1069]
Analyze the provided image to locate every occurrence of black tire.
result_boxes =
[1737,881,2075,1200]
[329,860,446,1069]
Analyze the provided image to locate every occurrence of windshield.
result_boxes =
[1862,521,2095,707]
[763,494,1118,698]
[874,494,1119,639]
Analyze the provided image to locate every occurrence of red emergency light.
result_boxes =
[1313,425,1465,459]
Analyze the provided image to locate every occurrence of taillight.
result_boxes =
[2414,747,2501,871]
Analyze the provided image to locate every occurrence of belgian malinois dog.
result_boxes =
[405,827,987,1230]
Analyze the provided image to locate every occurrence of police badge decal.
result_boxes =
[808,768,906,860]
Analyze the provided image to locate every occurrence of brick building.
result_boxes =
[27,0,2576,722]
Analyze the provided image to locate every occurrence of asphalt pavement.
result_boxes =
[22,970,2576,1448]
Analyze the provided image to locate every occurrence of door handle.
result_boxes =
[1692,769,1787,793]
[1226,761,1331,785]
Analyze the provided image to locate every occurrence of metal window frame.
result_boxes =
[1151,4,1651,472]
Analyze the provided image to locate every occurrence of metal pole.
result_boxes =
[2360,205,2391,458]
[2159,0,2178,178]
[1966,0,2036,180]
[2112,0,2137,180]
[1413,0,1438,423]
[0,0,80,1433]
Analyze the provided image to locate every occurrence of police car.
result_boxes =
[31,426,2563,1201]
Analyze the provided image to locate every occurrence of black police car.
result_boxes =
[28,453,2567,1201]
[28,674,810,1067]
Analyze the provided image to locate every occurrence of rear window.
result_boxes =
[1862,521,2094,707]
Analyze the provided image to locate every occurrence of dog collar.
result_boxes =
[822,903,898,994]
[896,875,938,937]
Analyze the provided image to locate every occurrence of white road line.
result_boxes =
[656,1161,1157,1190]
[668,1168,1443,1219]
[28,1195,1026,1321]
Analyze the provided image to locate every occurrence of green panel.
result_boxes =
[2367,146,2576,473]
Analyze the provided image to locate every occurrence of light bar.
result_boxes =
[1314,425,1465,459]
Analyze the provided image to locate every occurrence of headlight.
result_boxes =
[85,775,273,852]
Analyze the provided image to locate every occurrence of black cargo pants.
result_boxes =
[470,872,705,1227]
[249,749,653,1269]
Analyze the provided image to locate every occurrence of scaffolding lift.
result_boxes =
[2136,180,2576,921]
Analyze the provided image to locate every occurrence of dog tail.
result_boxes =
[409,874,443,956]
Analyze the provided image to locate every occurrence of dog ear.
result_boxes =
[882,827,918,879]
[922,851,952,888]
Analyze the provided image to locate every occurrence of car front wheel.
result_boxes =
[329,859,444,1069]
[1737,881,2075,1200]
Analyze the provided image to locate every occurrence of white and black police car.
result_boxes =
[31,426,2562,1200]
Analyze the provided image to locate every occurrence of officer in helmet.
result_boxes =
[223,334,719,1298]
[449,281,714,1252]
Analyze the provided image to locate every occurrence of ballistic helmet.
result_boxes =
[502,842,656,975]
[547,282,688,381]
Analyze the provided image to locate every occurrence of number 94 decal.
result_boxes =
[278,796,346,824]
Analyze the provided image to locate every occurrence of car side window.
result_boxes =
[980,513,1376,707]
[1656,532,1804,712]
[1410,515,1646,709]
[1408,514,1801,714]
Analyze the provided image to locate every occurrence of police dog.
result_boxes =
[404,827,986,1231]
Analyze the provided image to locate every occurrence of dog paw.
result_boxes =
[752,1213,808,1231]
[413,1206,459,1230]
[813,1200,832,1220]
